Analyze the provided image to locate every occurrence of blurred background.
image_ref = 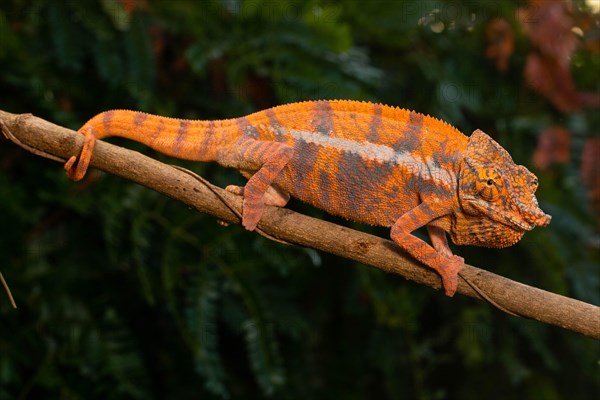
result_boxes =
[0,0,599,398]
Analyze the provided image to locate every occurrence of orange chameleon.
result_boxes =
[65,100,551,296]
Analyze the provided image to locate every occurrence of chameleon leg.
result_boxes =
[216,139,293,230]
[64,126,97,181]
[390,201,463,296]
[426,225,453,258]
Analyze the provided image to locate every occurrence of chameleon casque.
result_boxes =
[65,100,551,296]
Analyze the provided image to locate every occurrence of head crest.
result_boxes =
[465,129,512,167]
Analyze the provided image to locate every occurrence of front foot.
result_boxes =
[438,255,464,297]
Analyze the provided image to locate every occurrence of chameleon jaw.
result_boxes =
[462,196,539,232]
[501,206,552,230]
[450,209,527,248]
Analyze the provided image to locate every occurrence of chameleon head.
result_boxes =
[451,130,551,248]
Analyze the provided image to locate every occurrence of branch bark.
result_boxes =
[1,109,599,339]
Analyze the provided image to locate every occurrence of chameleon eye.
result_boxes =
[528,174,539,192]
[479,184,499,201]
[476,169,502,201]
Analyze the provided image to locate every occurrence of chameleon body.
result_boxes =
[65,100,551,296]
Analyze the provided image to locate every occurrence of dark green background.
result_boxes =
[1,1,598,399]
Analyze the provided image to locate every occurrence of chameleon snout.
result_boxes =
[522,207,552,228]
[535,212,551,227]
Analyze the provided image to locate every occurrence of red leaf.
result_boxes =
[524,53,582,112]
[518,0,577,67]
[581,138,600,229]
[119,0,148,14]
[485,18,515,73]
[533,126,571,170]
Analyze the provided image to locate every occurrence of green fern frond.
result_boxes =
[92,39,125,87]
[243,319,285,396]
[184,265,229,398]
[123,14,156,100]
[222,263,285,395]
[131,210,155,304]
[95,308,148,398]
[46,2,85,70]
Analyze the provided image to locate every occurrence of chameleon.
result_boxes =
[64,100,551,296]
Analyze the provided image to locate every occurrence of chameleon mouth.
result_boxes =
[504,216,534,232]
[504,206,552,231]
[465,197,534,232]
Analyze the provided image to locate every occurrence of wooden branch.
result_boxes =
[1,109,599,339]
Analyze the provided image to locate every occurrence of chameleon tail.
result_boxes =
[64,126,96,181]
[64,110,240,181]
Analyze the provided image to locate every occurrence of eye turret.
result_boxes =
[477,168,502,201]
[531,177,539,191]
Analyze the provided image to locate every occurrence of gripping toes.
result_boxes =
[224,184,262,229]
[241,196,264,231]
[439,255,464,296]
[225,184,290,230]
[218,140,292,231]
[225,185,244,196]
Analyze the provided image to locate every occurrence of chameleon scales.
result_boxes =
[65,100,551,296]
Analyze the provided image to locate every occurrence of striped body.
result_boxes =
[69,100,551,296]
[81,100,467,227]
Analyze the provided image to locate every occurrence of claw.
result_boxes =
[241,196,263,231]
[439,255,464,297]
[225,185,244,196]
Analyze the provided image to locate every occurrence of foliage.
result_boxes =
[0,0,598,399]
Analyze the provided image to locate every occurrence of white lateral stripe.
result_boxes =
[266,125,453,184]
[290,128,396,163]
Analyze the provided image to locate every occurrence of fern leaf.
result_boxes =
[185,265,229,398]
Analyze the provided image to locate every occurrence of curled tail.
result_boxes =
[64,110,239,181]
